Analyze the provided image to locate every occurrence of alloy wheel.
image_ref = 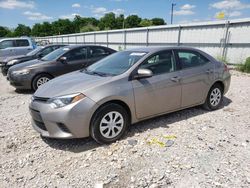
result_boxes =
[36,77,50,88]
[210,88,221,107]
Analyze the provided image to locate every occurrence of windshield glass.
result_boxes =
[86,51,147,76]
[27,47,42,56]
[41,47,69,61]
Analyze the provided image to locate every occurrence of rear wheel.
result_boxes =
[90,103,129,144]
[32,74,52,91]
[203,83,223,110]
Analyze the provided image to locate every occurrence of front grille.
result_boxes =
[34,120,47,131]
[33,96,49,103]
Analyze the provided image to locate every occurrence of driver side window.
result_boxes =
[64,47,87,62]
[139,51,176,75]
[0,40,14,49]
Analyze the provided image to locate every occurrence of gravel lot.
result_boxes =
[0,70,250,188]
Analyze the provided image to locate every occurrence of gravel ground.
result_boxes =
[0,70,250,188]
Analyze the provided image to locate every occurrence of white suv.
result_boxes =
[0,37,36,59]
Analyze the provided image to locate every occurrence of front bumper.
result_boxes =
[1,65,9,76]
[7,71,32,89]
[29,96,99,139]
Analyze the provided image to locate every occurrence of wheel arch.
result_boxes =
[31,72,54,90]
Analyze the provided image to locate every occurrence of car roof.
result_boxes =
[61,44,112,50]
[0,37,31,41]
[124,46,201,53]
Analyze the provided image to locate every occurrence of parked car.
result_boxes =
[0,44,65,76]
[0,37,36,60]
[29,47,231,144]
[8,45,116,90]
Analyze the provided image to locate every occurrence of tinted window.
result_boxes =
[64,47,87,61]
[177,51,209,69]
[0,40,14,49]
[41,47,70,61]
[90,47,110,58]
[16,39,29,47]
[139,51,176,75]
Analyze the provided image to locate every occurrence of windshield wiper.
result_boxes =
[82,69,111,77]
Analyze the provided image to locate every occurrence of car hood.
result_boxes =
[0,55,25,63]
[34,71,113,98]
[9,59,49,71]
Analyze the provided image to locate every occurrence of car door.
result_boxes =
[88,46,111,66]
[175,50,215,108]
[132,50,182,119]
[60,47,88,74]
[15,39,33,56]
[0,40,15,57]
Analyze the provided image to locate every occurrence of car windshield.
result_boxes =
[85,51,147,76]
[27,47,43,56]
[41,47,69,61]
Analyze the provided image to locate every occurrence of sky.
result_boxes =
[1,0,250,28]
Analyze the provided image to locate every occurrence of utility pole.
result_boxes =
[171,3,176,24]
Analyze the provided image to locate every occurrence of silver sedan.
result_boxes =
[29,47,231,144]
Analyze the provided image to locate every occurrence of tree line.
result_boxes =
[0,13,165,37]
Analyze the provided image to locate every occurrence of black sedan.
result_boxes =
[0,44,65,76]
[8,45,116,90]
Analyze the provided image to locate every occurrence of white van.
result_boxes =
[0,37,36,59]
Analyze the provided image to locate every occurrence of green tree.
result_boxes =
[151,18,166,26]
[51,19,75,35]
[116,14,125,29]
[98,13,117,30]
[125,15,141,28]
[0,26,11,37]
[139,19,153,27]
[80,24,100,33]
[14,24,31,36]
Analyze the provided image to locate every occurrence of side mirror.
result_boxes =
[37,53,43,58]
[134,68,153,79]
[58,56,67,64]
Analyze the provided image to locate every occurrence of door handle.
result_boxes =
[170,76,181,82]
[206,69,213,74]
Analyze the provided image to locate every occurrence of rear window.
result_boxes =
[16,39,29,47]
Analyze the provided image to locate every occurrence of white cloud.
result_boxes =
[173,4,196,16]
[91,6,125,17]
[211,0,250,10]
[23,11,52,20]
[181,4,196,10]
[229,10,242,17]
[0,0,34,9]
[60,13,81,19]
[72,3,80,8]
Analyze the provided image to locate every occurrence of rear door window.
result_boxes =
[177,51,210,69]
[15,39,29,47]
[0,40,15,49]
[89,47,110,58]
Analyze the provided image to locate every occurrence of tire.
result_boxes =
[203,83,223,110]
[32,74,53,91]
[90,103,129,144]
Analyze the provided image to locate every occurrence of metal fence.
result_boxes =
[35,18,250,64]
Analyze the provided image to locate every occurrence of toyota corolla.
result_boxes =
[29,47,231,144]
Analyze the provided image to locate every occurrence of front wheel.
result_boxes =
[32,74,52,91]
[203,84,223,110]
[90,103,129,144]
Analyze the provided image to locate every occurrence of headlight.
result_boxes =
[48,93,85,109]
[7,59,19,66]
[12,69,30,75]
